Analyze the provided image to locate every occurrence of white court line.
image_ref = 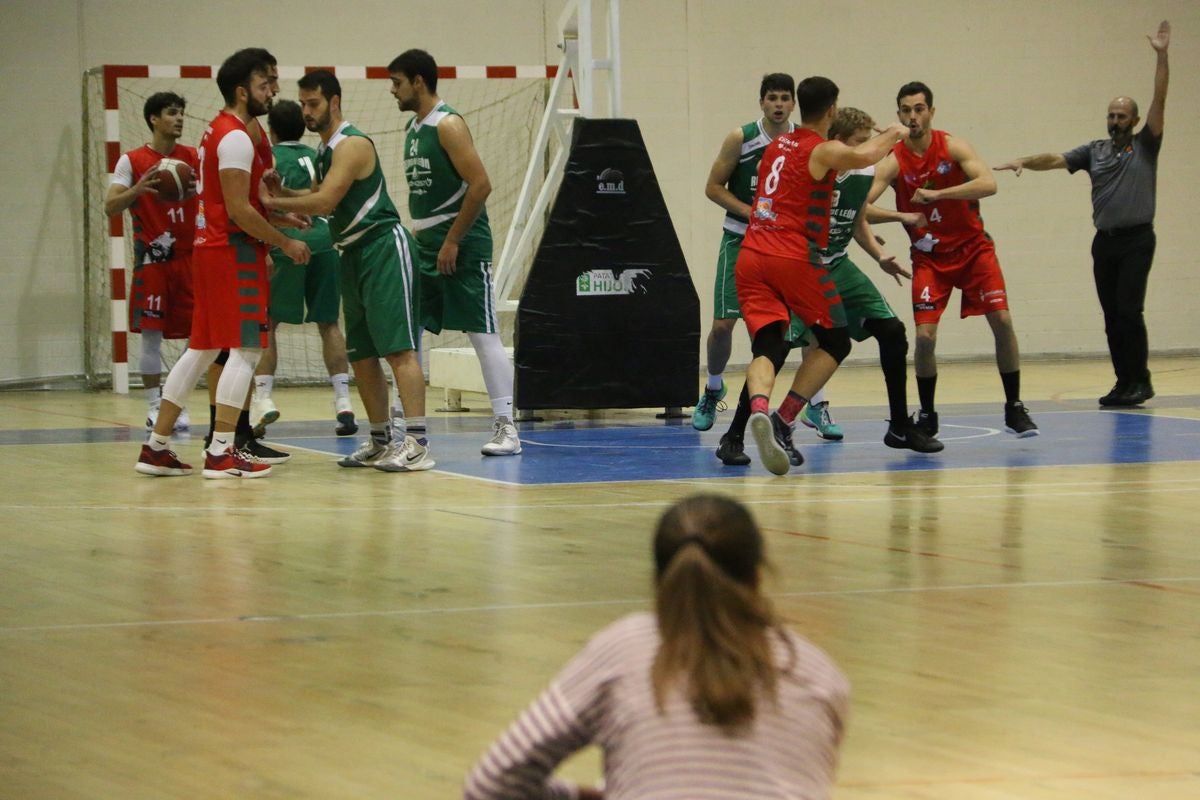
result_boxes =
[3,576,1196,635]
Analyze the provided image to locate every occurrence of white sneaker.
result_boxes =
[481,416,522,456]
[251,396,280,438]
[334,396,358,436]
[174,406,191,433]
[375,435,436,472]
[337,436,389,468]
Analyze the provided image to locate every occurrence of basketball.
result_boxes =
[152,158,194,202]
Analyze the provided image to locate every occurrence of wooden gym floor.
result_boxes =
[1,355,1198,799]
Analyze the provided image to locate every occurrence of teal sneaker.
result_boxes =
[692,381,727,431]
[800,400,844,441]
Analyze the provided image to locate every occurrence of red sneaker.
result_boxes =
[135,444,193,476]
[202,447,273,480]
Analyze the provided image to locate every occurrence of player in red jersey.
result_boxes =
[135,49,310,480]
[735,76,907,475]
[868,81,1038,439]
[105,92,199,432]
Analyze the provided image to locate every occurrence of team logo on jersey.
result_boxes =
[753,197,777,222]
[576,267,651,296]
[596,168,626,195]
[936,160,953,175]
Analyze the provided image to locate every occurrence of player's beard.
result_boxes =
[305,109,332,134]
[1108,124,1132,146]
[247,96,269,117]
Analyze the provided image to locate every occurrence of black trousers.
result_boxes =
[1091,226,1155,384]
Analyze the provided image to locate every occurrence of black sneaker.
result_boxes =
[1098,382,1131,407]
[715,432,751,466]
[884,420,945,453]
[238,435,292,464]
[748,412,793,475]
[773,412,804,467]
[912,409,939,438]
[1004,401,1039,438]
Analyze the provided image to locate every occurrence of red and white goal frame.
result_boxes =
[84,62,563,393]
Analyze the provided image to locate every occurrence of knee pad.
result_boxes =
[750,322,789,369]
[139,330,164,377]
[160,348,220,407]
[811,325,852,364]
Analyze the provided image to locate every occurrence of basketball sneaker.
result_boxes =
[202,447,272,479]
[799,400,844,441]
[884,420,945,453]
[715,432,751,466]
[691,380,727,431]
[481,416,522,456]
[238,435,291,465]
[912,409,939,438]
[174,406,191,433]
[375,436,436,472]
[1004,401,1039,438]
[250,396,280,438]
[749,411,794,476]
[134,444,193,476]
[337,436,389,468]
[335,397,358,436]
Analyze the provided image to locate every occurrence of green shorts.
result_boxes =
[269,248,340,325]
[338,225,421,360]
[791,254,896,345]
[413,228,498,335]
[714,230,744,320]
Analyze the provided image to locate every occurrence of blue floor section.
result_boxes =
[20,408,1193,485]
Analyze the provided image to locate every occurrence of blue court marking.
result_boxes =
[5,410,1197,485]
[265,410,1200,485]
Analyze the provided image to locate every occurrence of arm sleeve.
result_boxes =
[463,631,618,800]
[110,154,134,188]
[216,130,255,172]
[1063,142,1091,174]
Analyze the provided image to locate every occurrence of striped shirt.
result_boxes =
[463,612,850,800]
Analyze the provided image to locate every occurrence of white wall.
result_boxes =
[3,0,1197,383]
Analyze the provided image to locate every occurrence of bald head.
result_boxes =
[1106,96,1140,144]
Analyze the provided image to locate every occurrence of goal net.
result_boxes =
[83,64,562,391]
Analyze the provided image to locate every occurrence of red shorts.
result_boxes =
[911,236,1008,325]
[129,251,193,339]
[190,236,270,350]
[735,246,845,339]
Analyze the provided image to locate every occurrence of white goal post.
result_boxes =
[83,62,567,393]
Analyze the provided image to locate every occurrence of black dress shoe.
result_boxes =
[1098,382,1130,406]
[1120,381,1155,405]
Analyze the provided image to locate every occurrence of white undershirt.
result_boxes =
[216,129,254,172]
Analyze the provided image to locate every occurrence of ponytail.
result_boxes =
[650,495,786,730]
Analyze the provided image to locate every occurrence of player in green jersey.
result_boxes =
[249,99,357,439]
[716,107,943,465]
[265,70,433,473]
[388,49,520,457]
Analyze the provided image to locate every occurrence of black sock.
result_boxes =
[726,383,751,438]
[917,374,938,413]
[1000,370,1021,404]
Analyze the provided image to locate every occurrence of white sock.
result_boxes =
[706,373,723,391]
[490,396,513,419]
[254,374,274,400]
[330,372,351,401]
[810,388,827,407]
[148,432,170,451]
[207,432,232,456]
[468,331,514,400]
